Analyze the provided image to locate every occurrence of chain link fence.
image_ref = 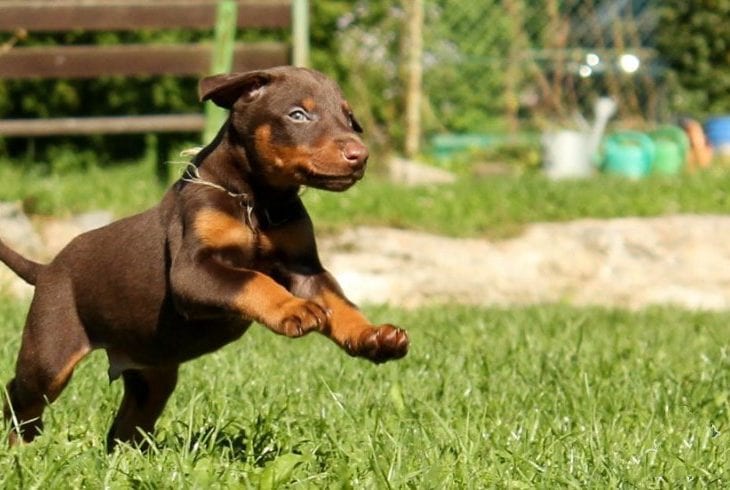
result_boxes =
[335,0,667,157]
[0,0,671,162]
[421,0,663,134]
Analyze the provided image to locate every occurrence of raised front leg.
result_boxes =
[174,201,406,359]
[289,271,409,363]
[171,254,328,338]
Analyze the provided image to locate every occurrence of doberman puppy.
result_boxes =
[0,66,409,450]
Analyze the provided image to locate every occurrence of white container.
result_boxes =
[542,130,593,179]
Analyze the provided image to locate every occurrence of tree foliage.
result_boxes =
[1,1,728,164]
[655,0,730,116]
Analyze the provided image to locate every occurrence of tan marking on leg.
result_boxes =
[48,346,91,393]
[233,272,294,323]
[317,290,408,361]
[230,271,326,337]
[6,345,90,445]
[317,289,370,345]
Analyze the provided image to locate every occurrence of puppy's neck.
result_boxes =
[189,121,300,207]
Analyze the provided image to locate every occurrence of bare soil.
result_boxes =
[320,216,730,310]
[3,202,730,311]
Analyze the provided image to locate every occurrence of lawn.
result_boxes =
[0,299,727,487]
[0,159,728,486]
[4,159,730,238]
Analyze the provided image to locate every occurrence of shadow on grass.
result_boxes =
[163,415,286,465]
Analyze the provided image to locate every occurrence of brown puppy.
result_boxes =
[0,66,409,450]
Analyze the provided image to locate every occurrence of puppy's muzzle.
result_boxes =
[342,140,369,173]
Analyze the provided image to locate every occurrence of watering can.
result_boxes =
[542,97,617,179]
[602,131,655,178]
[542,130,593,178]
[649,126,689,175]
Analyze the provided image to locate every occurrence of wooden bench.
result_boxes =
[0,0,306,172]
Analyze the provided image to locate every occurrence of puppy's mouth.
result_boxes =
[302,166,365,191]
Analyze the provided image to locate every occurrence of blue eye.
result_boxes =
[288,109,309,121]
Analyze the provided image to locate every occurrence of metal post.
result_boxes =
[404,0,423,158]
[291,0,309,67]
[203,0,238,144]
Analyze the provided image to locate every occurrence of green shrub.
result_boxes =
[655,0,730,116]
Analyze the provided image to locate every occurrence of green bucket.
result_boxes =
[649,126,689,175]
[602,131,655,178]
[430,133,499,161]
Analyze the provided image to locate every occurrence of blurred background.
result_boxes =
[0,4,729,484]
[0,0,728,175]
[2,0,730,308]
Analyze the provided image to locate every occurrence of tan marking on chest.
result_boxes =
[262,221,313,257]
[194,209,253,250]
[256,232,275,256]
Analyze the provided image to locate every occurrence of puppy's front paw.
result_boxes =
[278,298,329,337]
[350,324,409,363]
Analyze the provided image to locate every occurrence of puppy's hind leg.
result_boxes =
[106,366,178,452]
[3,291,91,445]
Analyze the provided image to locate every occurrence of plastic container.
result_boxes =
[430,133,499,161]
[705,116,730,153]
[602,131,655,178]
[542,130,594,179]
[649,126,689,174]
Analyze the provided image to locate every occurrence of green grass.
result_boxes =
[0,160,165,217]
[5,158,730,237]
[0,298,727,487]
[304,168,730,238]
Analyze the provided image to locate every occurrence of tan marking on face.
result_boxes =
[256,124,311,164]
[275,144,312,165]
[302,97,316,111]
[254,124,281,166]
[194,209,253,250]
[254,124,320,186]
[252,120,360,188]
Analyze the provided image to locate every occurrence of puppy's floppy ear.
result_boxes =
[198,71,274,109]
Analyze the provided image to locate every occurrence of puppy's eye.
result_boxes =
[348,113,363,133]
[288,109,310,122]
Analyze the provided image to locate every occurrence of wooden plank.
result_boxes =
[0,43,289,79]
[0,1,291,31]
[0,114,206,137]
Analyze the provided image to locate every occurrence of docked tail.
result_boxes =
[0,238,42,285]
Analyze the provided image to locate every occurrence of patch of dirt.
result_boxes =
[320,216,730,310]
[3,201,730,311]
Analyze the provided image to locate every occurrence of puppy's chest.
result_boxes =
[193,208,288,268]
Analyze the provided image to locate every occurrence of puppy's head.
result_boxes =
[200,67,368,192]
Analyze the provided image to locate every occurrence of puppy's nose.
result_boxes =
[342,141,369,167]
